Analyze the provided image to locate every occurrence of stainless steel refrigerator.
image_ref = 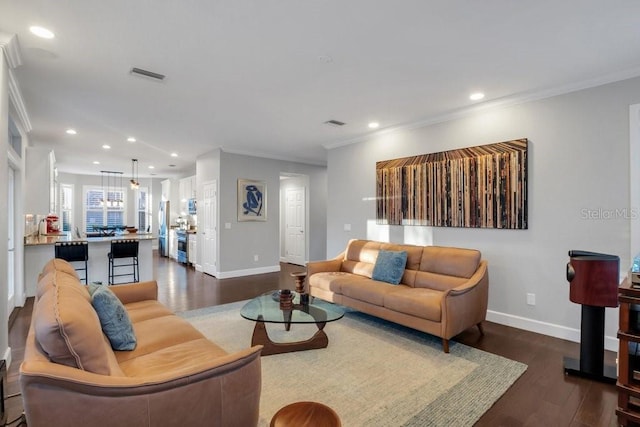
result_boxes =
[158,201,170,257]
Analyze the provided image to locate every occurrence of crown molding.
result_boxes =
[323,66,640,151]
[0,32,32,132]
[0,32,22,69]
[8,70,32,132]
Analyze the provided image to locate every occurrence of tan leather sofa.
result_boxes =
[20,259,262,427]
[307,239,488,353]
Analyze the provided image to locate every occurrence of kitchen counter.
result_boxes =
[25,232,155,246]
[24,233,155,296]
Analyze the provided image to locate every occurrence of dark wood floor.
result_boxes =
[7,252,619,426]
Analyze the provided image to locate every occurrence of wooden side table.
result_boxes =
[270,401,341,427]
[291,271,307,294]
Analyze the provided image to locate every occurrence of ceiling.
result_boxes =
[2,1,640,179]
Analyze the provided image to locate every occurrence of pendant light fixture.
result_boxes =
[101,170,124,207]
[130,159,140,189]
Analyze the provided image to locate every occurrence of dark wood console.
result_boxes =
[617,278,640,426]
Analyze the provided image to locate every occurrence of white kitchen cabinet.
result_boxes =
[178,175,196,216]
[169,229,178,260]
[161,179,171,201]
[25,147,57,215]
[188,233,197,265]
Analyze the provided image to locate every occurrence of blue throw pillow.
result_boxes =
[90,285,137,351]
[372,250,408,285]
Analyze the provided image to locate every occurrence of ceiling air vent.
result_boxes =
[324,120,346,127]
[130,67,166,81]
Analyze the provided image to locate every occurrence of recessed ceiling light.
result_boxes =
[127,137,136,142]
[65,128,77,135]
[170,153,178,157]
[102,144,111,149]
[93,161,100,165]
[29,26,55,39]
[148,165,155,169]
[368,122,380,129]
[469,92,485,101]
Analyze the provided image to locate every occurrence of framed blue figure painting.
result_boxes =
[238,179,267,221]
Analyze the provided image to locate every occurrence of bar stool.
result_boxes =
[108,239,139,285]
[54,241,89,283]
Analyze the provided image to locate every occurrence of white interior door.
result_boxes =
[285,186,306,266]
[202,180,217,276]
[7,166,15,311]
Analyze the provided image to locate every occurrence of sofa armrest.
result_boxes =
[306,251,345,277]
[20,345,263,427]
[441,261,489,340]
[109,280,158,304]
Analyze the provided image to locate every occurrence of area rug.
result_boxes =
[180,301,527,426]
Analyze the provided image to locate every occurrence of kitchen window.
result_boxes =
[136,187,151,232]
[83,186,126,232]
[60,184,73,232]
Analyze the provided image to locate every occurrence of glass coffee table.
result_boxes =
[240,291,345,356]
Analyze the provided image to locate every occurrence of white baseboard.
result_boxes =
[486,310,618,352]
[216,265,281,279]
[3,346,11,369]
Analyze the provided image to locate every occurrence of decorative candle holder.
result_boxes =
[279,289,293,310]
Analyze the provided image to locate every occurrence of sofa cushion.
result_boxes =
[309,272,370,294]
[341,279,399,306]
[34,271,123,375]
[115,314,206,363]
[414,271,468,292]
[383,287,443,322]
[118,338,228,377]
[419,246,481,279]
[39,258,80,281]
[124,300,175,323]
[372,250,408,285]
[89,284,137,351]
[36,270,78,299]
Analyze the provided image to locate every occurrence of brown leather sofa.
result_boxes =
[20,259,262,427]
[307,239,488,353]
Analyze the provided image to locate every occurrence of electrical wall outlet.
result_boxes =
[526,293,536,306]
[254,254,259,262]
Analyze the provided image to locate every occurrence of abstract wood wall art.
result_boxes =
[376,138,528,229]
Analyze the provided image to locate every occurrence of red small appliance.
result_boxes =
[46,214,60,234]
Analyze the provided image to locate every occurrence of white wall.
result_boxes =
[196,149,327,277]
[327,76,640,350]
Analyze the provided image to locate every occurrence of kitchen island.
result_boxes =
[24,233,155,297]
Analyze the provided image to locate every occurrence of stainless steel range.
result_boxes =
[176,230,188,264]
